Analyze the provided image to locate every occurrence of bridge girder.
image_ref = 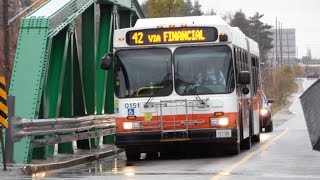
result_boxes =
[3,0,143,164]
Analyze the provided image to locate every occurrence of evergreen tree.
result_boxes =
[182,0,193,16]
[248,12,274,61]
[206,8,216,16]
[191,0,203,16]
[230,10,273,62]
[230,10,251,36]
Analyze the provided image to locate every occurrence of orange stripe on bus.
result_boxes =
[116,112,239,132]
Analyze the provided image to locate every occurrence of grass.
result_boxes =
[262,65,300,114]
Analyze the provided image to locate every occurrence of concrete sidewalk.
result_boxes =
[0,144,122,177]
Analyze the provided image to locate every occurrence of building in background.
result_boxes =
[268,28,297,65]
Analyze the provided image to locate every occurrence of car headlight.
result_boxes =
[260,108,269,116]
[123,122,141,130]
[210,118,229,126]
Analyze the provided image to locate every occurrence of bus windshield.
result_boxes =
[174,46,235,95]
[115,48,172,98]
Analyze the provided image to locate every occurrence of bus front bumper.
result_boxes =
[115,128,238,148]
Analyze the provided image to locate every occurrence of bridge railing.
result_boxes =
[3,96,116,164]
[11,114,115,148]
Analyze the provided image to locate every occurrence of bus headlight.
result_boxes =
[210,118,229,126]
[123,122,141,130]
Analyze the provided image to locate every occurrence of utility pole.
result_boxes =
[275,17,278,68]
[1,0,10,83]
[286,32,290,64]
[279,22,283,67]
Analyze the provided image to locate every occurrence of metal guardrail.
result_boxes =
[3,101,116,164]
[9,114,115,148]
[2,95,116,165]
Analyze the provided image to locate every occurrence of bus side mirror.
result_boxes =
[238,71,250,84]
[100,53,113,70]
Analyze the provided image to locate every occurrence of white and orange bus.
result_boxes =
[101,16,261,160]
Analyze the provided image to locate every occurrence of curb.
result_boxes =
[22,148,124,175]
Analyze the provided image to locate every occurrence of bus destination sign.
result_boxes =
[126,27,218,45]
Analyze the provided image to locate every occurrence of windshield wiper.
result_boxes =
[189,85,206,105]
[183,82,205,105]
[144,73,172,108]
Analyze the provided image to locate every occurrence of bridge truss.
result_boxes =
[1,0,143,164]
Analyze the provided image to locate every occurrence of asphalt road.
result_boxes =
[14,78,320,179]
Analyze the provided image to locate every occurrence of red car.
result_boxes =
[259,92,275,132]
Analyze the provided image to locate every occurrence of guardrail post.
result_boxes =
[0,127,6,170]
[5,96,15,163]
[103,134,114,144]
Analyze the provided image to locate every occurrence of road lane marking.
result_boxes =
[211,129,289,180]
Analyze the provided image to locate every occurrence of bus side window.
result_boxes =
[251,56,257,95]
[241,51,245,71]
[242,51,246,71]
[240,50,243,71]
[234,47,238,80]
[244,52,248,71]
[256,57,260,92]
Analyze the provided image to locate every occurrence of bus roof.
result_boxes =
[231,27,259,56]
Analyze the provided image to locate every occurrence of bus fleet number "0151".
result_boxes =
[125,103,140,109]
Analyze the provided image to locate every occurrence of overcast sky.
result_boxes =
[138,0,320,58]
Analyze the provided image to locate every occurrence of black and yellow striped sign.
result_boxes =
[0,77,8,128]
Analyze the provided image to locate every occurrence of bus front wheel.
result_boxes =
[227,142,240,155]
[241,136,252,150]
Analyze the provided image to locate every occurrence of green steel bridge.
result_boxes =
[0,0,144,164]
